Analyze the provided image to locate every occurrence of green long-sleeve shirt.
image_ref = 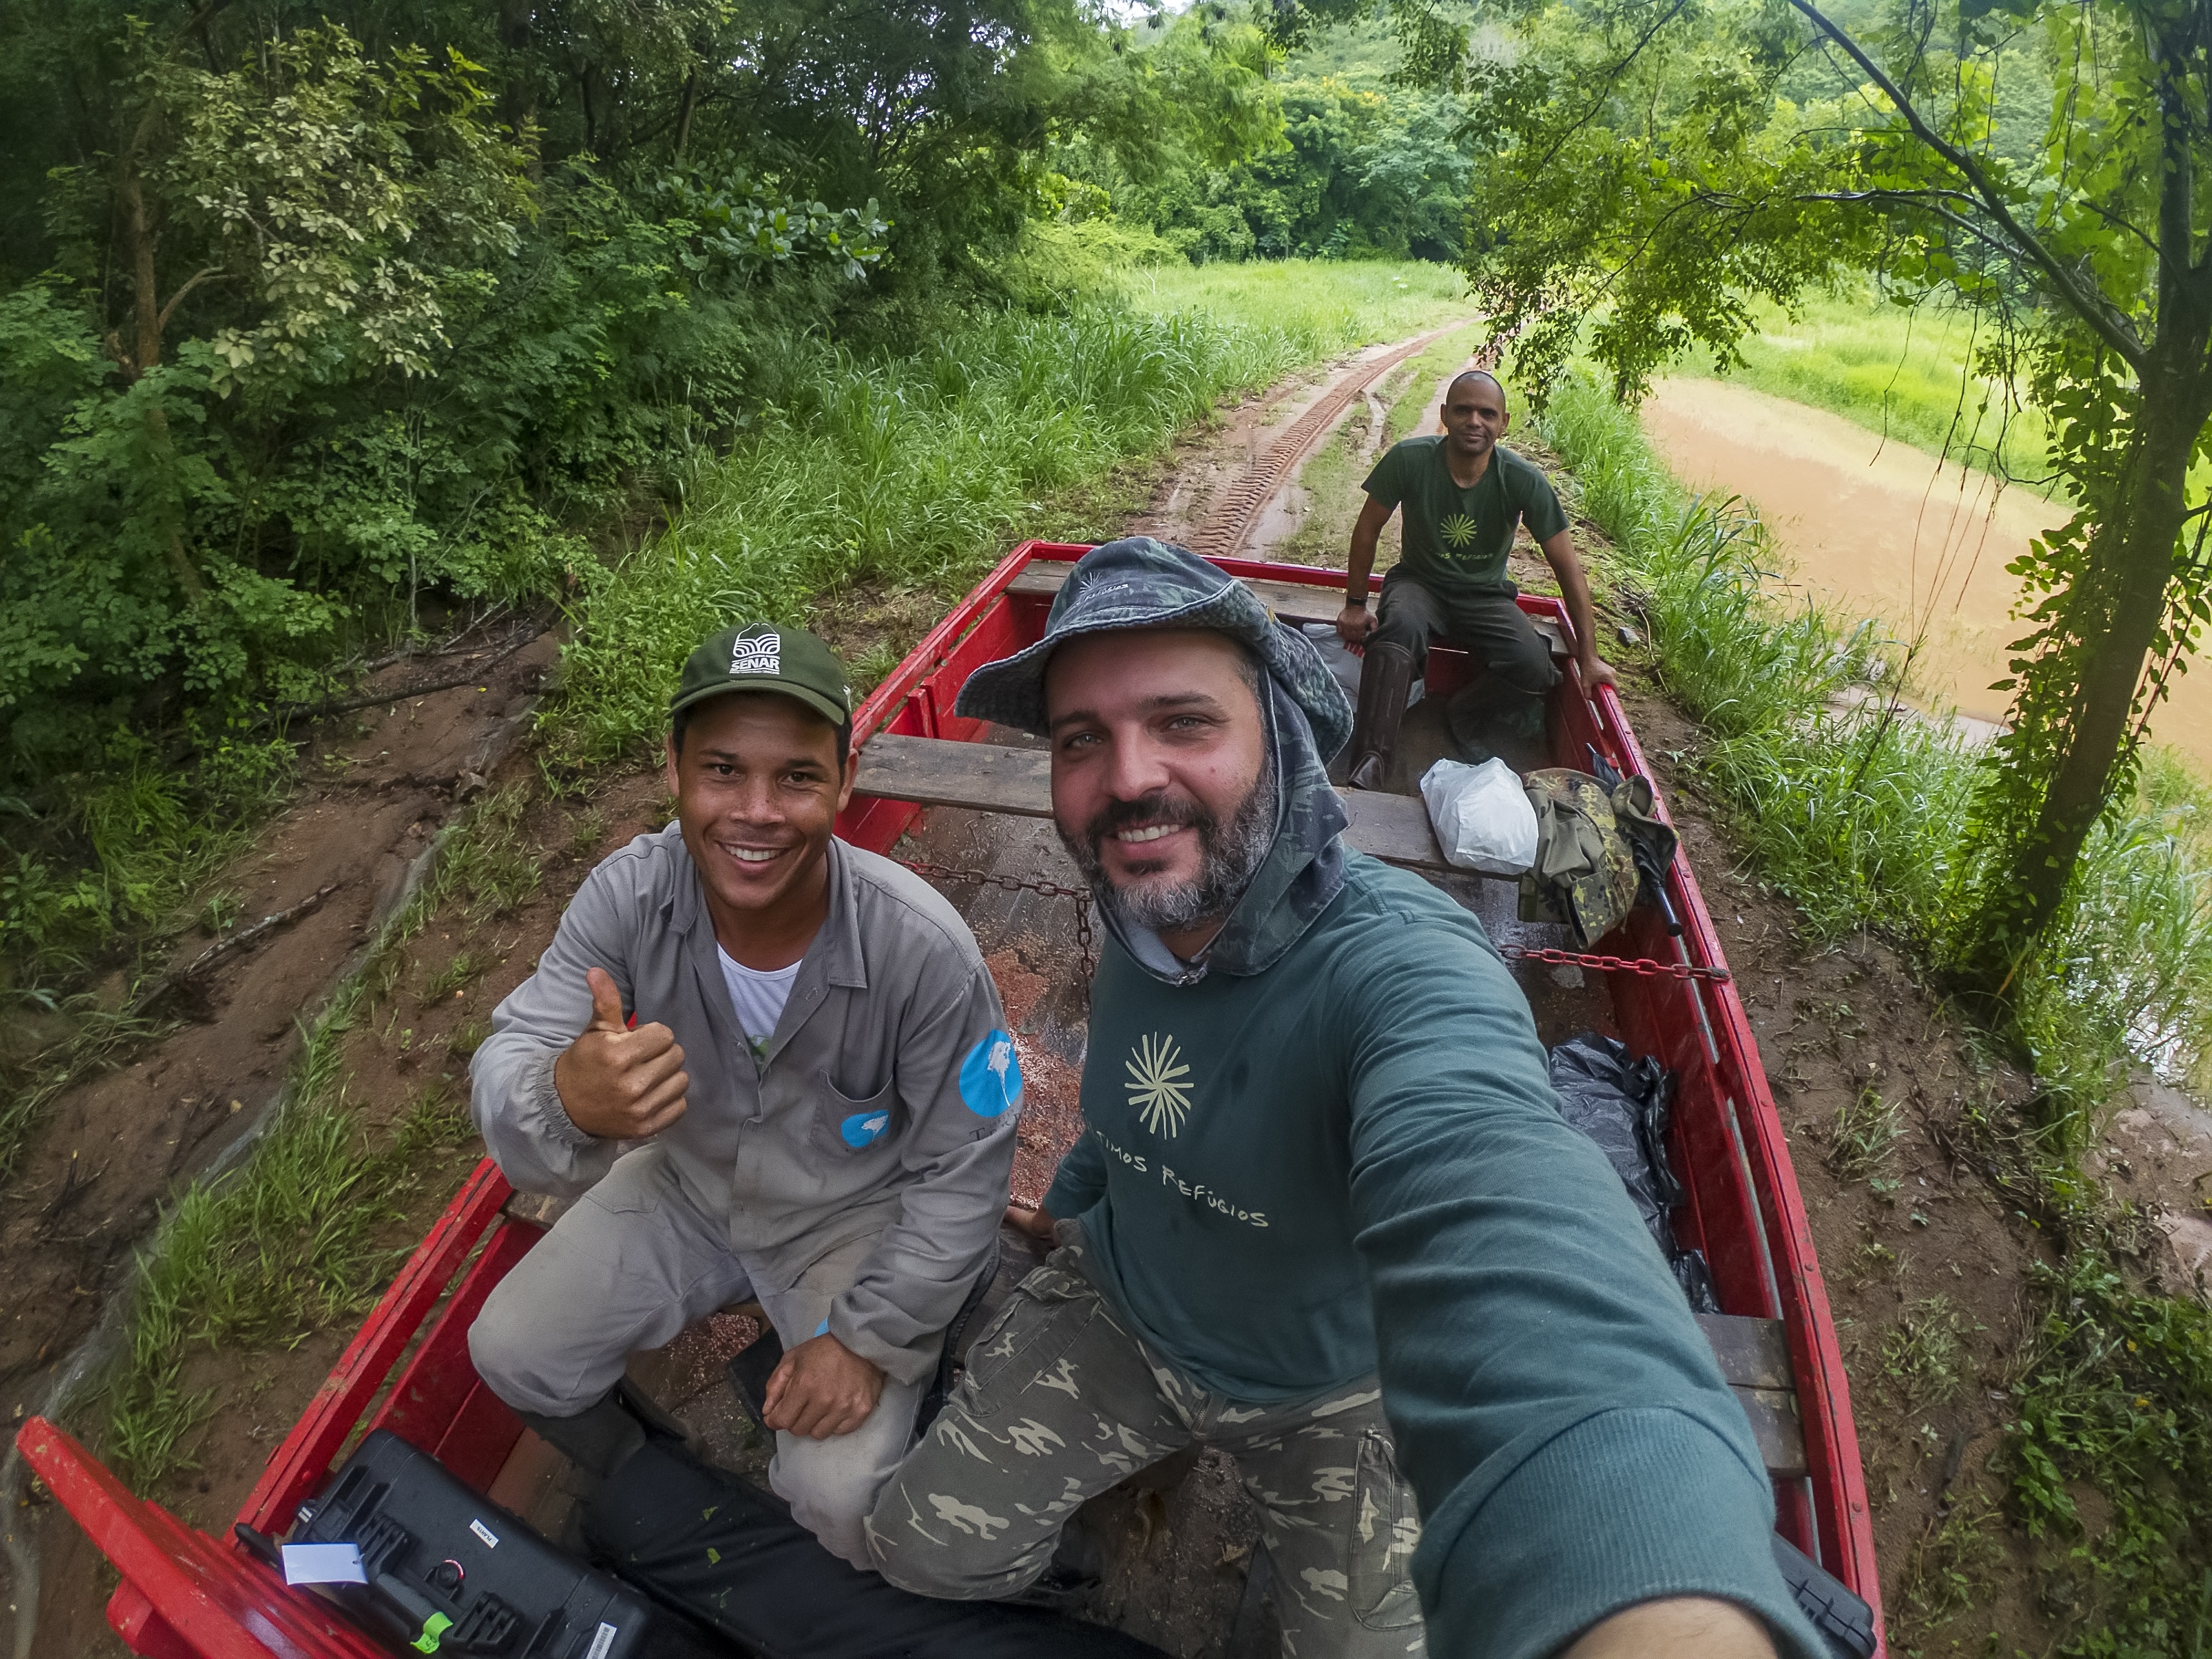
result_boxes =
[1045,851,1821,1659]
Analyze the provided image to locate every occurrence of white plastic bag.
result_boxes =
[1419,757,1538,875]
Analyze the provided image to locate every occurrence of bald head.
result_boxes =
[1447,368,1506,406]
[1440,370,1511,461]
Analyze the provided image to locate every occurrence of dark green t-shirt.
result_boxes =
[1362,435,1569,597]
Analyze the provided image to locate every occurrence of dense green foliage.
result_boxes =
[1050,12,1483,264]
[1274,0,2212,1005]
[0,0,1290,1009]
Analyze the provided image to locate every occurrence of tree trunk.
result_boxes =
[1983,408,2194,962]
[118,165,207,603]
[1969,48,2212,993]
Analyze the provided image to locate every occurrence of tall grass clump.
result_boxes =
[97,784,545,1485]
[554,274,1472,765]
[1536,369,2212,1125]
[103,979,399,1485]
[1537,374,1979,940]
[2011,755,2212,1123]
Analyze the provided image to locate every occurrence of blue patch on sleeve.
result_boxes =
[839,1111,891,1149]
[814,1318,830,1338]
[958,1030,1024,1118]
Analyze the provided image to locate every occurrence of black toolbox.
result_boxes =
[265,1427,712,1657]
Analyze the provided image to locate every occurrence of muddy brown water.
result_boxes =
[1641,378,2211,776]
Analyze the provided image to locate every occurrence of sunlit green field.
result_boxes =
[1667,289,2054,489]
[1117,258,1472,348]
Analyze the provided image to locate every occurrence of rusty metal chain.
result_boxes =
[898,858,1097,1005]
[1501,944,1733,982]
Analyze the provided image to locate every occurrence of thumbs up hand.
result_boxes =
[551,966,690,1140]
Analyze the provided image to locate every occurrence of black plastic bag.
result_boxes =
[1549,1033,1720,1314]
[584,1438,1172,1659]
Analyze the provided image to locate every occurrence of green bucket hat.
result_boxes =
[952,538,1354,760]
[670,624,854,730]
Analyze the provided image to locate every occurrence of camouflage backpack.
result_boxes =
[1519,769,1641,947]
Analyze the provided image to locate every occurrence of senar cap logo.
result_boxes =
[670,622,853,729]
[959,1030,1023,1117]
[730,630,781,675]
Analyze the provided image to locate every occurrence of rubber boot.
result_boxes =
[1347,641,1413,790]
[1443,683,1495,765]
[518,1390,649,1482]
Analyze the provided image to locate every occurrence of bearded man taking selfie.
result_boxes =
[863,540,1822,1659]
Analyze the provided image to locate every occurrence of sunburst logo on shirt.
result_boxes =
[1439,511,1480,551]
[1125,1033,1193,1138]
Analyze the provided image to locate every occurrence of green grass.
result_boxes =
[1113,259,1469,345]
[1665,289,2055,490]
[1827,1086,1903,1182]
[1535,372,2212,1119]
[551,268,1474,766]
[97,786,539,1486]
[1541,367,2212,1659]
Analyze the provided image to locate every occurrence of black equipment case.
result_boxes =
[273,1427,697,1658]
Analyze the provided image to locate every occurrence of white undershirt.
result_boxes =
[717,945,801,1057]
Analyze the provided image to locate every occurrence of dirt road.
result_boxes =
[1641,377,2211,774]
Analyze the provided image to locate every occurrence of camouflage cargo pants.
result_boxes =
[865,1234,1427,1658]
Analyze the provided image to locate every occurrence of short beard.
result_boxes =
[1060,744,1277,937]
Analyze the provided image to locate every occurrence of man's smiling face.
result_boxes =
[665,692,855,925]
[1044,629,1272,954]
[1441,372,1510,460]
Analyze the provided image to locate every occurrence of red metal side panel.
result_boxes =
[14,1418,388,1659]
[1603,680,1882,1641]
[363,1216,539,1491]
[236,1159,513,1538]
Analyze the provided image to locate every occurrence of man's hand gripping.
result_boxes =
[763,1334,886,1439]
[552,967,691,1139]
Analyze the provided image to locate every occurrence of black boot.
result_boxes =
[1347,640,1413,790]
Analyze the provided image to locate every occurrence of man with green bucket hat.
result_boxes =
[468,623,1019,1567]
[865,541,1819,1659]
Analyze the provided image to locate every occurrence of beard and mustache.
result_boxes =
[1058,745,1277,937]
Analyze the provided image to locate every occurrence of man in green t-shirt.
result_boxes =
[1337,369,1615,789]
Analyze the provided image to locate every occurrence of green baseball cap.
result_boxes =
[670,623,854,730]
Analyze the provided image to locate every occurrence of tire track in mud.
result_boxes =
[1185,325,1463,559]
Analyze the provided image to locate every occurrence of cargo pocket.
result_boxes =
[813,1073,899,1156]
[958,1264,1097,1420]
[1349,1429,1425,1630]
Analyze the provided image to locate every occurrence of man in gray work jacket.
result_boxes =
[468,623,1019,1567]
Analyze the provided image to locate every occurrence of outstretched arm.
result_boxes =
[1340,919,1819,1659]
[1539,527,1616,689]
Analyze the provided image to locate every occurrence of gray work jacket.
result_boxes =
[471,826,1016,1385]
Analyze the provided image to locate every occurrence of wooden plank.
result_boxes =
[1697,1311,1795,1390]
[1009,559,1568,660]
[855,733,1467,876]
[1734,1385,1809,1479]
[1012,561,1345,628]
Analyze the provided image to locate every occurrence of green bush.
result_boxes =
[1535,372,2210,1120]
[552,267,1470,766]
